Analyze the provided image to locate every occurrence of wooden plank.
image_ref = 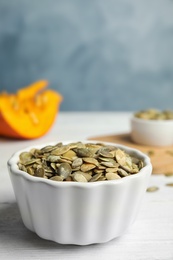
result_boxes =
[88,133,173,174]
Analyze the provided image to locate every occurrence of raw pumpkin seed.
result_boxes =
[165,183,173,187]
[18,142,144,182]
[146,186,159,192]
[164,172,173,177]
[135,109,173,120]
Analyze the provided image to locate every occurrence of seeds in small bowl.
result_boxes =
[17,141,144,182]
[131,109,173,146]
[134,109,173,120]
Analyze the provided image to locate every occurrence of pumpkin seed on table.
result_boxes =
[146,186,159,192]
[18,142,144,182]
[147,150,155,157]
[165,183,173,187]
[164,172,173,177]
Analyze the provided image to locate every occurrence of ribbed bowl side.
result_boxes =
[9,170,150,245]
[7,140,152,245]
[8,171,35,232]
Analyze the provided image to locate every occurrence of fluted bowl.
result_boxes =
[7,140,152,245]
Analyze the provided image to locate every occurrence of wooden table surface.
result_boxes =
[0,112,173,260]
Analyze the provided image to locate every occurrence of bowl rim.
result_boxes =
[131,115,173,125]
[7,140,152,188]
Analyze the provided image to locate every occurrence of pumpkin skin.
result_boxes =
[0,80,62,139]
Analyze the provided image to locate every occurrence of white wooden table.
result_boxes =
[0,112,173,260]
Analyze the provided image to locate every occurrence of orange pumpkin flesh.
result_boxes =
[17,80,48,100]
[0,81,62,139]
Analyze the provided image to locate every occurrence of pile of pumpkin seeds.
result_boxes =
[134,109,173,120]
[17,142,144,182]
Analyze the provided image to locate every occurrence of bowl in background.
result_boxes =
[7,140,152,245]
[131,113,173,147]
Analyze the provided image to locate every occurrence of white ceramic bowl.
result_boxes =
[131,116,173,147]
[7,140,152,245]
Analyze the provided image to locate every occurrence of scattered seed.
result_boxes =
[146,186,159,192]
[147,150,155,156]
[164,172,173,177]
[165,183,173,187]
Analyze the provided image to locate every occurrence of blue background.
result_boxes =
[0,0,173,111]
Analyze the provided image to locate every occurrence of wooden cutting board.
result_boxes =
[88,133,173,174]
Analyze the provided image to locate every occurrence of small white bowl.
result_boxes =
[7,140,152,245]
[131,116,173,147]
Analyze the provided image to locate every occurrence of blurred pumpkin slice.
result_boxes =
[17,80,48,100]
[0,80,63,139]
